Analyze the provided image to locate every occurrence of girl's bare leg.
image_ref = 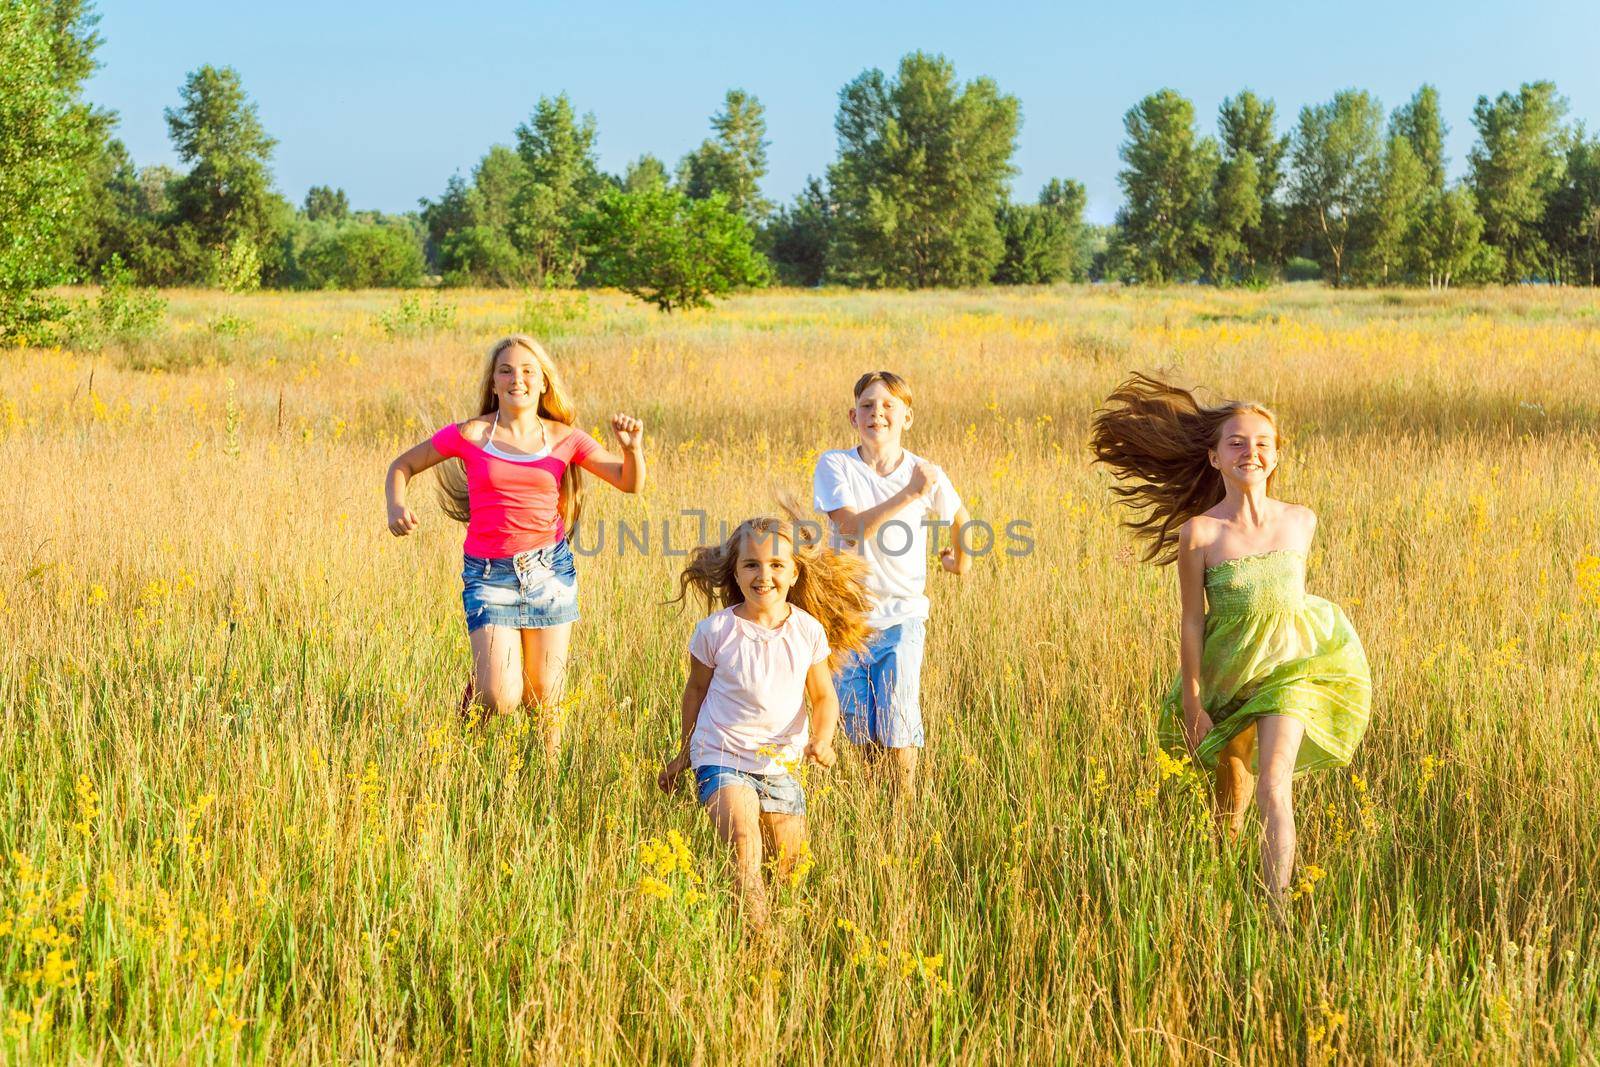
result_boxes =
[705,785,768,930]
[520,622,573,759]
[761,813,809,883]
[1254,715,1306,907]
[888,747,919,798]
[1215,724,1257,837]
[469,625,523,718]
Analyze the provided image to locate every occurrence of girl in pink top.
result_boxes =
[385,335,646,757]
[658,516,872,930]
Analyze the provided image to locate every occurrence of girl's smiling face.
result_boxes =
[735,530,798,611]
[493,345,544,412]
[850,381,912,450]
[1210,411,1278,487]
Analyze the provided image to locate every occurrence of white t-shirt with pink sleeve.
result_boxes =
[688,606,831,774]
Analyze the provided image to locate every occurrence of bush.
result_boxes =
[0,292,68,348]
[301,224,425,289]
[58,255,167,350]
[580,187,769,312]
[438,226,533,288]
[209,313,251,337]
[95,255,167,341]
[212,237,263,293]
[1284,257,1323,282]
[517,291,592,337]
[376,295,456,337]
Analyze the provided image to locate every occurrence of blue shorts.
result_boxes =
[461,540,580,632]
[694,765,806,816]
[836,619,926,749]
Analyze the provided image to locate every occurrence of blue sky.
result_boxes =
[87,1,1600,225]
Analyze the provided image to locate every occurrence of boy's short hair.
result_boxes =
[852,371,913,407]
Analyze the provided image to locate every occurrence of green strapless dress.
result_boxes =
[1160,549,1371,775]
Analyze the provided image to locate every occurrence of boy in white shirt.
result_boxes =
[811,371,970,794]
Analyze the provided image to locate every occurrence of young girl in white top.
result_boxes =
[658,517,872,929]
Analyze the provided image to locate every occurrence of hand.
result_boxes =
[906,460,942,500]
[804,738,837,769]
[939,546,964,575]
[1181,705,1214,755]
[611,413,644,452]
[388,502,418,536]
[658,750,690,793]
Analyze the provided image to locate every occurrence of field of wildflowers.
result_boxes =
[2,283,1598,1062]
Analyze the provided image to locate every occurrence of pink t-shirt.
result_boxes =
[431,421,601,557]
[688,606,831,774]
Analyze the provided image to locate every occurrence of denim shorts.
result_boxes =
[694,765,807,816]
[836,618,927,749]
[461,540,580,632]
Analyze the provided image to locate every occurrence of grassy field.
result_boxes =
[2,283,1599,1063]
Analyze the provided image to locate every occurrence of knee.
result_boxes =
[480,681,522,717]
[1255,772,1293,813]
[728,826,763,866]
[523,669,566,707]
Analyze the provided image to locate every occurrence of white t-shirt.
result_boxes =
[688,605,832,774]
[812,447,962,629]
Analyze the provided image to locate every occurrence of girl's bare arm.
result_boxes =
[385,437,448,535]
[802,659,840,767]
[659,655,713,791]
[577,414,646,493]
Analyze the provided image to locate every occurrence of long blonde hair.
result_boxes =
[437,335,585,532]
[676,515,873,671]
[1089,373,1281,565]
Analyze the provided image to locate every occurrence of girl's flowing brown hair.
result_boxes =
[1089,373,1280,564]
[676,514,873,671]
[437,335,585,532]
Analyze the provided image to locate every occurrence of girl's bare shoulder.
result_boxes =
[457,415,494,444]
[544,418,582,445]
[1278,501,1318,530]
[1178,514,1221,551]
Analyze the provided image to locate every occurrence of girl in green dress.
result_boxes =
[1090,374,1371,907]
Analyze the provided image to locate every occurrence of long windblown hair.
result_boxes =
[1089,373,1281,565]
[437,335,585,532]
[676,514,874,671]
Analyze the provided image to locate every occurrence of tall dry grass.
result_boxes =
[2,283,1598,1063]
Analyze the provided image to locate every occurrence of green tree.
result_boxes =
[1115,89,1218,283]
[763,177,832,286]
[678,90,771,223]
[475,145,529,233]
[1362,135,1429,284]
[1392,84,1447,191]
[303,185,349,222]
[1409,185,1490,288]
[827,52,1020,288]
[580,187,768,311]
[0,0,103,339]
[622,154,669,194]
[1545,128,1600,285]
[1289,90,1384,287]
[511,94,603,286]
[1469,81,1568,281]
[1217,91,1288,272]
[1207,152,1260,283]
[164,65,282,285]
[994,178,1086,284]
[420,147,537,285]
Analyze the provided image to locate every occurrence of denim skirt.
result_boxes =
[461,539,580,632]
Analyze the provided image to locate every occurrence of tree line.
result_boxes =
[5,0,1600,339]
